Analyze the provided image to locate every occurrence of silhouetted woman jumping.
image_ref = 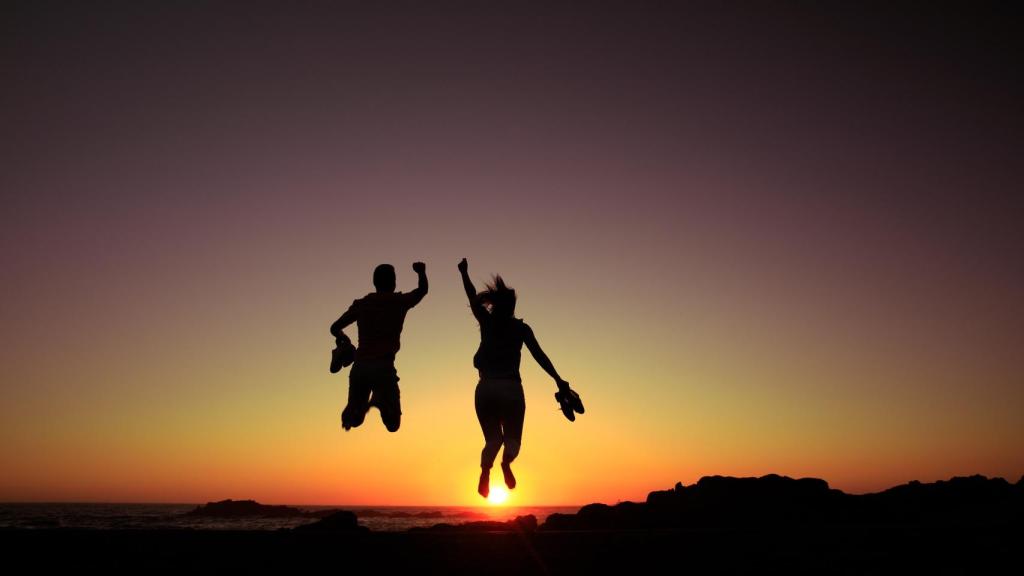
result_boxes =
[458,258,583,498]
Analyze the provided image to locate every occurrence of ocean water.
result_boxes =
[0,503,579,532]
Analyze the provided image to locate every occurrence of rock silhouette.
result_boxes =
[854,474,1022,524]
[541,474,1024,530]
[186,500,309,518]
[293,510,367,533]
[185,499,340,519]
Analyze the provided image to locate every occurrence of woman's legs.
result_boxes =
[476,377,527,497]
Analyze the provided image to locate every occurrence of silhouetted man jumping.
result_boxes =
[330,262,428,432]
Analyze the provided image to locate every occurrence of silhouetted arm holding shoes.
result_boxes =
[330,306,357,342]
[328,302,357,374]
[523,324,570,391]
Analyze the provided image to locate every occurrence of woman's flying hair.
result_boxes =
[478,275,517,317]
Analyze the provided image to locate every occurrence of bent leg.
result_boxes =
[373,379,402,433]
[341,368,372,430]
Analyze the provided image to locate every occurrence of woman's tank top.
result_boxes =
[473,317,526,379]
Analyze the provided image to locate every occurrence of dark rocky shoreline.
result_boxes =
[2,474,1020,574]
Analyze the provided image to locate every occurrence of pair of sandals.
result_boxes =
[329,338,355,373]
[555,385,585,422]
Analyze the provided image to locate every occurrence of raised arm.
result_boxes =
[404,261,429,307]
[458,258,487,324]
[523,324,569,389]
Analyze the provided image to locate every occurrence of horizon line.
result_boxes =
[0,500,588,508]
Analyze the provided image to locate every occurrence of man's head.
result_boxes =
[373,264,396,293]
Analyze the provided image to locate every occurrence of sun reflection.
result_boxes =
[487,486,509,505]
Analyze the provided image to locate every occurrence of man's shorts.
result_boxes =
[342,361,402,431]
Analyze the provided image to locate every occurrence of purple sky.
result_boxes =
[1,2,1022,502]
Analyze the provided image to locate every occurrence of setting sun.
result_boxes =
[487,487,509,506]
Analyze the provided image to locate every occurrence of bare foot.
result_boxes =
[478,468,490,498]
[501,462,517,490]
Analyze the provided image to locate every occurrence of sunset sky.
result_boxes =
[2,2,1021,506]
